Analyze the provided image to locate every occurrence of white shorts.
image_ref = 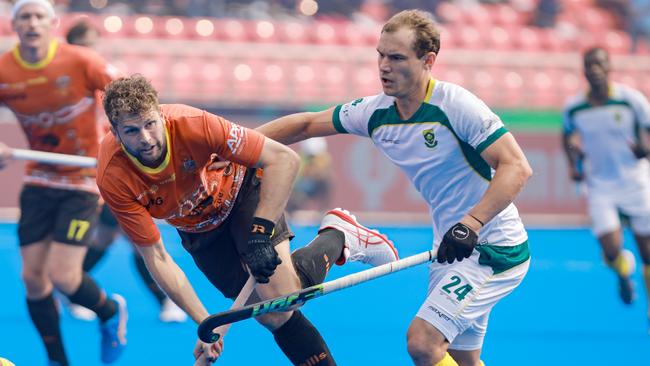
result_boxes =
[415,250,530,351]
[587,183,650,236]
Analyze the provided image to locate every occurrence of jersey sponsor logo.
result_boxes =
[351,98,364,106]
[422,128,438,148]
[227,125,244,155]
[427,306,451,321]
[14,97,95,129]
[144,196,164,209]
[380,138,400,144]
[0,76,47,90]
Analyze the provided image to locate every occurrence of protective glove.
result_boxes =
[436,222,478,264]
[242,217,282,283]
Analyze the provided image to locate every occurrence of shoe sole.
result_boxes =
[323,209,399,261]
[111,294,128,345]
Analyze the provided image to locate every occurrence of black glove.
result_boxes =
[437,222,478,264]
[631,144,648,159]
[242,217,282,283]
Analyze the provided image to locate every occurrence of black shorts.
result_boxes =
[18,185,99,247]
[177,169,294,299]
[99,204,119,228]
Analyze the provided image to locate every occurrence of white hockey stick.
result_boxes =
[11,148,97,167]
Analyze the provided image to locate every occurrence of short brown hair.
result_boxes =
[103,75,159,126]
[381,9,440,57]
[66,19,96,45]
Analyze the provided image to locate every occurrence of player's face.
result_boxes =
[12,4,55,50]
[113,108,167,167]
[584,50,610,89]
[377,27,432,99]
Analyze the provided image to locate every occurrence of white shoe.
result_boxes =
[159,298,187,323]
[319,208,399,266]
[68,303,97,321]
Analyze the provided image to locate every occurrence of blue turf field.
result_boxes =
[0,223,649,365]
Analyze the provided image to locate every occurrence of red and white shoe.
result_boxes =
[318,208,399,266]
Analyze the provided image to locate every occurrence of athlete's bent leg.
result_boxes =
[407,317,449,365]
[254,240,335,366]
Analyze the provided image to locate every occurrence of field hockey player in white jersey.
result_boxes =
[257,9,533,366]
[562,47,650,326]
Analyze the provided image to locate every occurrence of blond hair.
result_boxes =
[381,9,440,57]
[103,75,159,126]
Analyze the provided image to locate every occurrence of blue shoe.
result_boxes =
[100,294,128,363]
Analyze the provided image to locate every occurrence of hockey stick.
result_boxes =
[198,249,435,343]
[11,148,97,167]
[194,275,256,365]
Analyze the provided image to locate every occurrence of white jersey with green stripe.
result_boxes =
[562,83,650,189]
[332,78,527,248]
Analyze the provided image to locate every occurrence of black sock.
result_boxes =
[66,273,116,322]
[83,247,107,272]
[26,293,69,366]
[272,311,336,366]
[133,252,166,304]
[292,229,345,288]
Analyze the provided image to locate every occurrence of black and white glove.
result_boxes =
[242,217,282,283]
[436,222,478,264]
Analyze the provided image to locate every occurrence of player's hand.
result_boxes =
[630,144,648,159]
[242,217,282,283]
[0,142,12,170]
[207,153,230,171]
[569,168,584,182]
[437,222,478,264]
[193,339,223,365]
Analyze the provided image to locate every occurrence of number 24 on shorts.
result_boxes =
[436,272,474,306]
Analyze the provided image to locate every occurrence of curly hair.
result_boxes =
[103,74,159,126]
[381,9,440,57]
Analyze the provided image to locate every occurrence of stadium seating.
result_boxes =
[14,0,643,110]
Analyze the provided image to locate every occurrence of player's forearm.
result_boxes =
[140,244,210,324]
[254,149,300,221]
[466,160,532,230]
[257,112,314,145]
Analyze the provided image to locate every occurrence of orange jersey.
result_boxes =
[97,104,265,246]
[0,40,118,192]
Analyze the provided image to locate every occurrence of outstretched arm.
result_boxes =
[136,241,223,362]
[256,107,339,146]
[136,240,209,323]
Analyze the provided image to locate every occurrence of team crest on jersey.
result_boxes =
[182,158,197,172]
[55,75,71,90]
[423,128,438,149]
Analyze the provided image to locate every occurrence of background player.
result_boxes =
[562,46,650,326]
[64,18,187,323]
[0,1,126,365]
[257,9,533,366]
[97,75,398,364]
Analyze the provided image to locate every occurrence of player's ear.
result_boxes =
[423,52,436,69]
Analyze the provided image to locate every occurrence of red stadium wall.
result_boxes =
[0,123,585,223]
